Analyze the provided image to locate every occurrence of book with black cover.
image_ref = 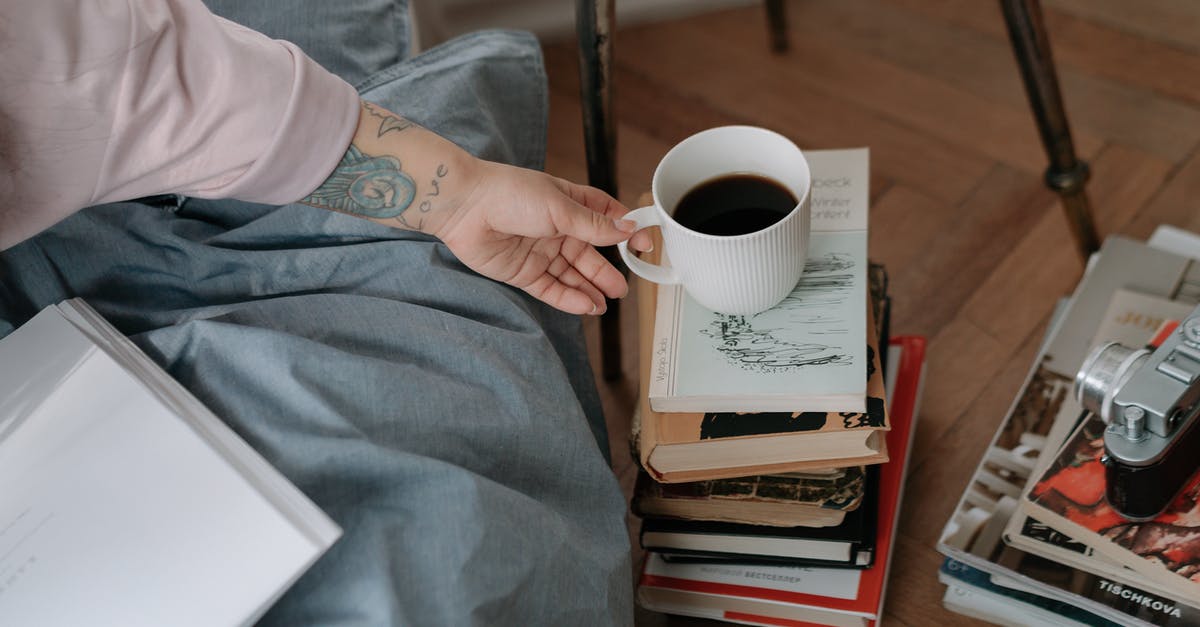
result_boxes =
[640,464,879,568]
[631,466,865,528]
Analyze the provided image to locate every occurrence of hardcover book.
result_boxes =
[641,463,876,568]
[0,301,341,626]
[631,253,890,484]
[647,148,871,414]
[631,466,866,528]
[636,335,926,627]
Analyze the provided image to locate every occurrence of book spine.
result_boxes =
[648,283,683,404]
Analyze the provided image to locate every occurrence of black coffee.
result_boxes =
[672,174,797,236]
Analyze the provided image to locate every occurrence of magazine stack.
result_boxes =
[936,226,1200,627]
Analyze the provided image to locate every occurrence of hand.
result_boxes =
[434,159,653,315]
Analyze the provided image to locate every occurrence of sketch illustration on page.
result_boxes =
[698,251,857,373]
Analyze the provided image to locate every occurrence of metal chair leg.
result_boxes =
[576,0,624,381]
[1000,0,1100,259]
[766,0,788,53]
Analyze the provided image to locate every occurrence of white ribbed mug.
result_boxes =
[618,126,811,315]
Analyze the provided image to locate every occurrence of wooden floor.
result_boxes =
[540,1,1200,625]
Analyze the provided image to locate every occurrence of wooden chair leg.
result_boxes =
[575,0,624,381]
[1000,0,1100,259]
[766,0,788,53]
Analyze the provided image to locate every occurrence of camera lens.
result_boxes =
[1075,342,1151,423]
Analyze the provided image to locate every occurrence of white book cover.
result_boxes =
[0,301,341,627]
[649,148,870,413]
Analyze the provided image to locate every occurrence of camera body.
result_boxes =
[1075,309,1200,521]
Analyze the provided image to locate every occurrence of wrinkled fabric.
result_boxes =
[0,11,633,627]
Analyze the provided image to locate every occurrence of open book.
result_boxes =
[0,300,341,626]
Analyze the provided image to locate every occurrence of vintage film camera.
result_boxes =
[1075,306,1200,521]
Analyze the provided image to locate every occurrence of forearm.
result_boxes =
[301,101,477,234]
[302,100,643,315]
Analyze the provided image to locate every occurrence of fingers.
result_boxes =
[543,180,630,244]
[517,241,628,316]
[523,258,613,316]
[561,239,628,299]
[523,273,606,316]
[554,178,627,219]
[628,228,655,253]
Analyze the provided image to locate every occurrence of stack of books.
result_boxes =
[936,227,1200,626]
[631,148,929,627]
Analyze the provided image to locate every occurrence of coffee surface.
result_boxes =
[672,174,797,236]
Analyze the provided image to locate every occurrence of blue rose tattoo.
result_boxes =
[303,145,417,221]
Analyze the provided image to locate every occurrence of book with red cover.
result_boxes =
[636,335,925,627]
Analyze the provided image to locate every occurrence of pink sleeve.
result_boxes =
[0,0,361,249]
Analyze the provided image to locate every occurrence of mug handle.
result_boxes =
[617,205,681,285]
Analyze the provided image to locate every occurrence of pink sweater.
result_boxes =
[0,0,360,250]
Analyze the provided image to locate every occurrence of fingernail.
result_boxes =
[590,303,599,315]
[615,219,637,233]
[641,243,654,253]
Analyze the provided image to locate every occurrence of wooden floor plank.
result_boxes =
[868,185,958,273]
[1047,0,1200,55]
[908,317,1012,467]
[681,8,1106,170]
[888,164,1050,338]
[962,143,1173,343]
[1124,147,1200,240]
[606,15,997,206]
[885,0,1200,109]
[786,0,1200,163]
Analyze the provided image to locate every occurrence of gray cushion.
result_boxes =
[202,0,410,86]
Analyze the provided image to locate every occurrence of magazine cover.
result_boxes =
[1023,413,1200,601]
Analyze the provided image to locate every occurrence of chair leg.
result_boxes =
[1000,0,1099,259]
[766,0,788,53]
[576,0,624,381]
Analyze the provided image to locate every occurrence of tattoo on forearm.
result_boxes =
[302,144,417,223]
[363,101,413,137]
[418,164,449,214]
